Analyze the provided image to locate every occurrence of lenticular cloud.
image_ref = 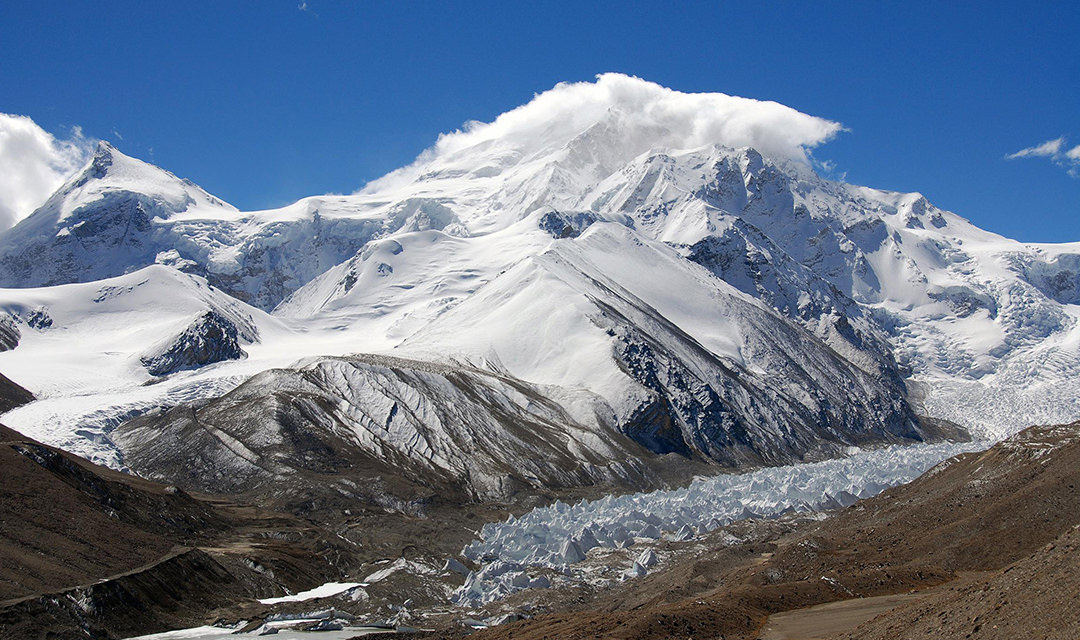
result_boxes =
[0,113,96,231]
[364,73,843,192]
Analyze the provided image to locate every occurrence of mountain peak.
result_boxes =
[86,140,117,179]
[51,142,237,217]
[363,74,844,194]
[75,141,169,187]
[94,139,116,156]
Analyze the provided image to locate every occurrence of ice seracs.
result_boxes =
[451,440,982,606]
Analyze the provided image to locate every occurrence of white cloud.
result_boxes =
[1006,137,1065,159]
[1006,136,1080,177]
[364,73,843,192]
[0,113,96,230]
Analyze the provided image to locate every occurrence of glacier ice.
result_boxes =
[451,440,983,607]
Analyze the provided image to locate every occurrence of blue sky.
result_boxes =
[1,1,1078,241]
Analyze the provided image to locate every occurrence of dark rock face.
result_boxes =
[140,311,246,376]
[0,373,34,413]
[0,316,19,352]
[539,210,597,239]
[609,316,925,469]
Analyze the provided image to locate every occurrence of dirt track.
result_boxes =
[760,594,921,640]
[758,572,990,640]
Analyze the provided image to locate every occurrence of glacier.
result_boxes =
[452,439,984,607]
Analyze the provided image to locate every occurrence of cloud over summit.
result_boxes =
[366,74,843,192]
[0,114,96,230]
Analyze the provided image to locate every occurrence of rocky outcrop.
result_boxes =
[0,374,33,413]
[538,210,597,239]
[0,315,18,352]
[140,311,247,376]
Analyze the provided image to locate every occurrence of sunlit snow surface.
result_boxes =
[453,440,983,607]
[257,581,365,605]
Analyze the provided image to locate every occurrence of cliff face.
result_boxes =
[140,310,247,376]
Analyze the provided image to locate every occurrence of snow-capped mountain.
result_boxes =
[0,142,396,310]
[1,74,1078,493]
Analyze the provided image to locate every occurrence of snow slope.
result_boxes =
[0,266,275,465]
[1,73,1078,472]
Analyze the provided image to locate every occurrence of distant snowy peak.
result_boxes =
[0,141,234,290]
[37,140,234,226]
[0,142,379,308]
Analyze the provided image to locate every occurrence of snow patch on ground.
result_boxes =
[257,581,366,605]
